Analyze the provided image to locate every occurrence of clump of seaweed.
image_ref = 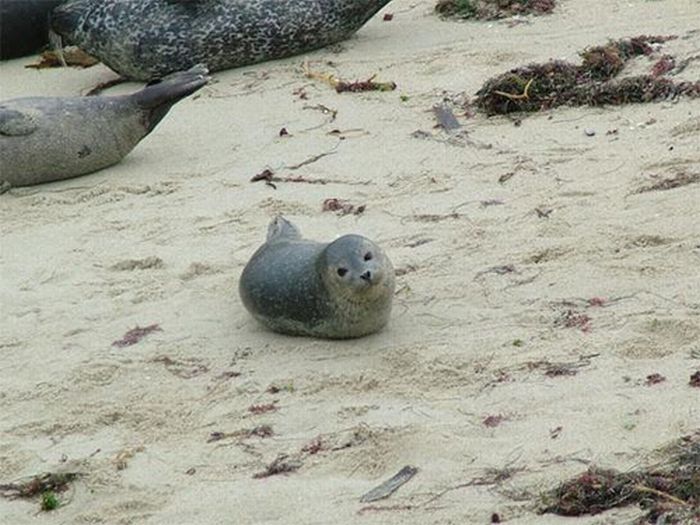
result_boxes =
[540,433,700,523]
[0,472,80,512]
[436,0,556,20]
[475,35,700,115]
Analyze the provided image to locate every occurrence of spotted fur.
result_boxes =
[51,0,393,80]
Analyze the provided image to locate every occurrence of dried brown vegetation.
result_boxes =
[540,433,700,523]
[475,36,700,115]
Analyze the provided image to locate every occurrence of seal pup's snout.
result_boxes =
[358,264,386,288]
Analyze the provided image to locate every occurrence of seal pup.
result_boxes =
[0,0,65,60]
[239,217,395,339]
[50,0,394,80]
[0,65,209,189]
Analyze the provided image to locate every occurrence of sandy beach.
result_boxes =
[1,0,699,523]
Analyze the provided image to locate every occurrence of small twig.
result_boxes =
[286,149,337,170]
[303,62,396,93]
[302,104,338,121]
[493,78,534,101]
[633,484,690,507]
[303,61,340,87]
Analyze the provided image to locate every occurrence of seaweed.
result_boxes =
[540,433,700,523]
[436,0,556,20]
[0,472,80,499]
[475,35,700,115]
[112,324,162,348]
[1,472,80,512]
[303,63,396,93]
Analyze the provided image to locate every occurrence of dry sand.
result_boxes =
[1,0,699,523]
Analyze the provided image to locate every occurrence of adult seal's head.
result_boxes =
[50,0,394,80]
[239,216,395,339]
[0,65,209,189]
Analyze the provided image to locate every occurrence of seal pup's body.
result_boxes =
[0,66,209,188]
[50,0,394,80]
[239,217,395,339]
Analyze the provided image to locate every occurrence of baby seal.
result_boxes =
[0,65,209,189]
[239,217,395,339]
[50,0,394,80]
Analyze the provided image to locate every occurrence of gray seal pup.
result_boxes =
[0,65,209,189]
[0,0,65,60]
[239,217,395,339]
[50,0,394,81]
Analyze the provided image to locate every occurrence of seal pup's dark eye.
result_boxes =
[337,268,348,277]
[364,252,373,261]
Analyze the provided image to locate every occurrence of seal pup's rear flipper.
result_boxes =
[267,216,302,242]
[135,64,210,108]
[131,65,210,132]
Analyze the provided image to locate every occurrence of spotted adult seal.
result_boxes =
[0,0,65,60]
[239,217,395,339]
[0,65,209,189]
[50,0,394,81]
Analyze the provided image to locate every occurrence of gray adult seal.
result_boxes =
[0,65,209,189]
[50,0,394,81]
[0,0,65,60]
[239,216,395,339]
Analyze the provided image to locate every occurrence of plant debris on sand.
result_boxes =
[476,35,700,115]
[436,0,556,20]
[112,323,162,348]
[252,454,302,479]
[540,433,700,523]
[303,62,396,93]
[26,47,98,69]
[322,198,366,216]
[0,472,80,500]
[636,171,700,194]
[1,472,80,511]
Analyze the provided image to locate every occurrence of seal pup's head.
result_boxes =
[319,234,394,300]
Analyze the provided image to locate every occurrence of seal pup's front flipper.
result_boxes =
[131,65,210,133]
[0,107,39,137]
[267,216,302,242]
[0,106,38,192]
